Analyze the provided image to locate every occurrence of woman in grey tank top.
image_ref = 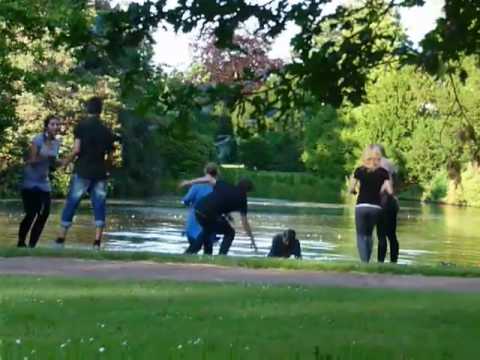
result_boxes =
[18,115,61,248]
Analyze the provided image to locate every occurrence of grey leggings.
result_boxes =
[355,206,382,263]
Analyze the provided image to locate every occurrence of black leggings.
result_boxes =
[18,188,51,248]
[185,212,235,255]
[377,196,399,263]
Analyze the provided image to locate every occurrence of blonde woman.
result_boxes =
[349,145,393,262]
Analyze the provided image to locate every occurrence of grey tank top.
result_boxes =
[22,133,60,192]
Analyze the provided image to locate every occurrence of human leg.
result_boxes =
[386,200,399,263]
[90,180,107,246]
[376,210,388,262]
[28,191,51,247]
[18,189,41,247]
[355,207,380,263]
[57,174,90,244]
[216,218,235,255]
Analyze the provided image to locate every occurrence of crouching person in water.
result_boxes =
[182,163,219,254]
[179,176,257,255]
[268,229,302,259]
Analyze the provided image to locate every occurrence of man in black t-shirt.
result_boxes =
[56,97,115,249]
[179,175,257,255]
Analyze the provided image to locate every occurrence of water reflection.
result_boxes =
[1,197,480,266]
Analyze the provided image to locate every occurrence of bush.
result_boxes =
[422,171,448,202]
[220,167,343,203]
[237,132,303,171]
[301,105,350,178]
[238,136,273,170]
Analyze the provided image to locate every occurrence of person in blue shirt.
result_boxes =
[182,163,219,254]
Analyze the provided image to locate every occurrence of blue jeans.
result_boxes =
[355,205,381,263]
[61,174,107,229]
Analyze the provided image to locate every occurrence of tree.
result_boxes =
[192,31,282,87]
[349,55,480,200]
[301,105,354,178]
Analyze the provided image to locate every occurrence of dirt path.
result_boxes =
[1,257,480,293]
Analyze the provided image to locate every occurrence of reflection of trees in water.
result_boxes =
[441,205,480,265]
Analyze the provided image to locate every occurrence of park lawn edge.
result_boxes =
[0,246,479,278]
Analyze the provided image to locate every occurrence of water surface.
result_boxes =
[1,197,480,266]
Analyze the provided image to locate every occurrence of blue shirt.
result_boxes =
[22,134,60,192]
[182,184,214,240]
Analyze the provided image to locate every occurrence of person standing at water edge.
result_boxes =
[374,144,400,263]
[182,163,219,254]
[55,97,115,249]
[349,145,393,263]
[18,116,61,248]
[179,176,257,255]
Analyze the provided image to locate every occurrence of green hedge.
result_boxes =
[219,167,343,203]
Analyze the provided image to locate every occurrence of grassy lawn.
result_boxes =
[0,276,478,359]
[2,246,480,278]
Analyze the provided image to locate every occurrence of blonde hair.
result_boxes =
[362,145,382,171]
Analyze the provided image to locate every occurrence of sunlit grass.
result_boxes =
[0,276,479,359]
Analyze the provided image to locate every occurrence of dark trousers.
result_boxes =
[18,188,51,248]
[185,212,235,255]
[377,196,399,263]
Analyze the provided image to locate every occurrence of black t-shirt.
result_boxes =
[73,116,114,180]
[268,234,302,258]
[354,166,389,206]
[195,180,248,217]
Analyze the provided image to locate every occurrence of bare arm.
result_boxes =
[61,138,81,168]
[105,150,114,177]
[348,176,359,195]
[240,214,257,252]
[178,174,216,189]
[381,179,393,195]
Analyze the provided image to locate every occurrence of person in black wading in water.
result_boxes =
[179,175,258,255]
[268,229,302,259]
[374,144,400,263]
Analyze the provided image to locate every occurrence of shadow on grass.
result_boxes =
[1,246,480,278]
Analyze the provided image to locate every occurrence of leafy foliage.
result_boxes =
[192,31,282,86]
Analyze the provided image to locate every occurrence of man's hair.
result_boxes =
[204,162,218,177]
[85,96,103,115]
[237,178,254,193]
[283,229,296,244]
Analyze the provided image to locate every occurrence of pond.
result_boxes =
[1,197,480,266]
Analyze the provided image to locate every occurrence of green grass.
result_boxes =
[0,276,478,359]
[2,246,480,278]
